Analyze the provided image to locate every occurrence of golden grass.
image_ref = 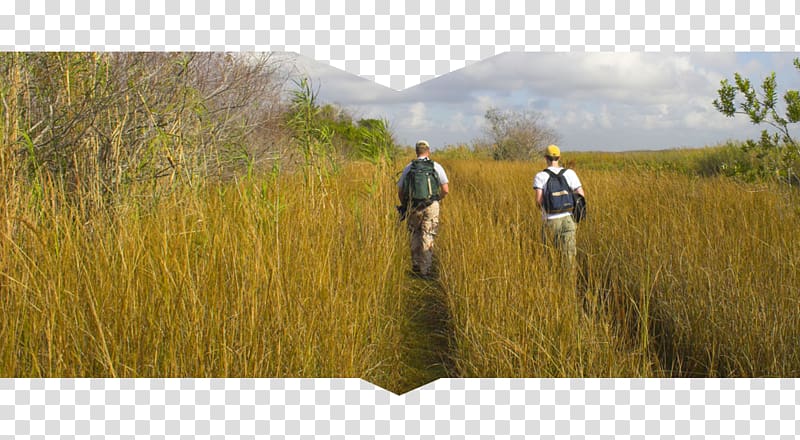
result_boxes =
[2,155,799,389]
[437,160,652,377]
[579,168,800,376]
[437,159,800,377]
[1,165,412,385]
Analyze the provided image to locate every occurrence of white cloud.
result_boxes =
[447,112,467,133]
[472,95,496,113]
[403,102,430,131]
[541,102,614,135]
[598,105,612,129]
[280,52,800,151]
[472,114,487,132]
[460,53,698,102]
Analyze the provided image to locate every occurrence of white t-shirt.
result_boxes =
[397,157,449,189]
[533,166,582,220]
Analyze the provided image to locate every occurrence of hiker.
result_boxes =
[533,144,585,269]
[397,140,449,278]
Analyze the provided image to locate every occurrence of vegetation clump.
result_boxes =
[713,58,800,185]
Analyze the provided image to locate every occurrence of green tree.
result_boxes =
[713,59,800,184]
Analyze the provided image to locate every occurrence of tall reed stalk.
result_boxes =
[0,164,412,382]
[3,153,799,387]
[438,159,800,377]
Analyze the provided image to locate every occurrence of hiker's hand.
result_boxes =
[396,205,407,221]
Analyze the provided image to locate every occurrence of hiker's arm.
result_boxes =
[397,165,410,204]
[575,187,585,197]
[439,183,449,200]
[535,188,543,208]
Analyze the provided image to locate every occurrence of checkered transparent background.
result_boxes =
[2,378,799,438]
[2,0,799,89]
[5,0,800,437]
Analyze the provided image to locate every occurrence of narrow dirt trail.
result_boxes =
[389,272,459,395]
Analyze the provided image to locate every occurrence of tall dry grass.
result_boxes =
[3,153,799,388]
[0,164,416,385]
[437,161,651,377]
[580,169,800,376]
[437,159,800,377]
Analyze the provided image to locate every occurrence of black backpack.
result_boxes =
[542,169,575,215]
[573,193,587,223]
[403,159,441,208]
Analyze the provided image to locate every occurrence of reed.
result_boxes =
[437,159,800,378]
[436,160,651,377]
[0,164,411,383]
[580,169,800,376]
[2,152,799,390]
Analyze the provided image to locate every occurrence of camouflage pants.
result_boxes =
[407,201,440,275]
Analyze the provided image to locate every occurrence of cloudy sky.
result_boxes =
[284,52,800,152]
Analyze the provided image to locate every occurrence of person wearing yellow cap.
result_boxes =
[397,140,450,279]
[533,144,585,271]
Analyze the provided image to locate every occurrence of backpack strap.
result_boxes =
[543,168,569,182]
[556,168,575,197]
[542,168,576,214]
[548,168,575,199]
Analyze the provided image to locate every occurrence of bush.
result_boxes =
[484,107,559,161]
[693,142,753,178]
[713,59,800,186]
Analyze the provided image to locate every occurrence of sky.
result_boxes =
[283,52,800,152]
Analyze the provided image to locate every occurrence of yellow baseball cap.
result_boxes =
[545,144,561,157]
